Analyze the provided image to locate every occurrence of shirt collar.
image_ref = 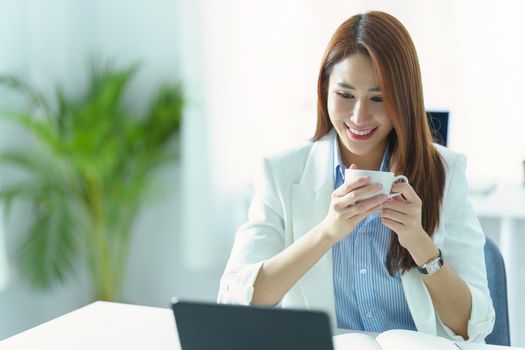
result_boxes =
[333,135,345,185]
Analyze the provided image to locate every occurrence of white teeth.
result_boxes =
[349,127,374,136]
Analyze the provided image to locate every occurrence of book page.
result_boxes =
[333,333,383,350]
[376,329,458,350]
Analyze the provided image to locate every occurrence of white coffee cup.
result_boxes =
[344,169,409,201]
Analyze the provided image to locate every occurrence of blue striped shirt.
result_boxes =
[331,138,417,332]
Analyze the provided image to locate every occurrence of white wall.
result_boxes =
[1,0,524,346]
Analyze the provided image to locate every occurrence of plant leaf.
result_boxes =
[0,112,65,154]
[0,75,51,113]
[16,195,82,289]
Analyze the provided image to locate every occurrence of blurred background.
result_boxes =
[0,0,524,346]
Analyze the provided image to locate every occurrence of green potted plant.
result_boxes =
[0,62,183,301]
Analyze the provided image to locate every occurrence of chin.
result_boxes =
[340,134,384,156]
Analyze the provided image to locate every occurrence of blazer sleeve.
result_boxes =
[437,153,495,342]
[217,157,286,304]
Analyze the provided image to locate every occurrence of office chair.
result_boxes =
[484,237,510,346]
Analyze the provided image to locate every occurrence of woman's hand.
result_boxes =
[380,182,439,264]
[319,165,388,244]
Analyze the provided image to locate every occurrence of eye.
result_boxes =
[371,96,384,103]
[335,91,353,99]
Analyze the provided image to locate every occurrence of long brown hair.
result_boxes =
[314,11,446,275]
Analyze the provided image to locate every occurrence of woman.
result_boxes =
[217,11,494,342]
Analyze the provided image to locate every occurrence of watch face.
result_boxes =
[417,249,444,275]
[424,256,444,275]
[426,262,441,274]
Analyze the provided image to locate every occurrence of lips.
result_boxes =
[349,127,374,135]
[345,124,378,141]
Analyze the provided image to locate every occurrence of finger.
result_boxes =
[391,182,420,204]
[384,201,421,219]
[367,202,384,215]
[333,175,370,197]
[350,210,371,225]
[340,183,384,207]
[389,192,407,203]
[346,193,388,215]
[381,198,413,214]
[381,217,404,233]
[349,202,382,225]
[380,208,407,225]
[392,194,407,203]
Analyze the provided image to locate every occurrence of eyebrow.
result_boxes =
[336,81,382,92]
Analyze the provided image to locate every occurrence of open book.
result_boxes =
[333,329,481,350]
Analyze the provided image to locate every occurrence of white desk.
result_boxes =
[469,184,525,347]
[0,302,180,350]
[0,301,521,350]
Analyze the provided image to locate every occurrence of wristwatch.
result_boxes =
[417,249,444,275]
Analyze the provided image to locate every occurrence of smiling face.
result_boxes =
[327,53,394,170]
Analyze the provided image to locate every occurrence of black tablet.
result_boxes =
[171,299,334,350]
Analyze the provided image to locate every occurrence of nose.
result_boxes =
[351,98,370,125]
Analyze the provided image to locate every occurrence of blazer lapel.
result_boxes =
[290,129,337,325]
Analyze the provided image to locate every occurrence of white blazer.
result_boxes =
[218,129,495,342]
